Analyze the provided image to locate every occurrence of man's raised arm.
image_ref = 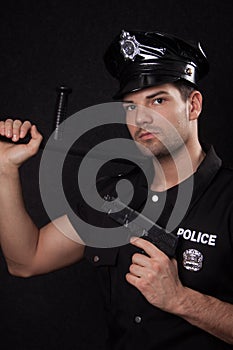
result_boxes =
[0,119,84,277]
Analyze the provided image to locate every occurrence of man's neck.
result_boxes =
[150,142,205,192]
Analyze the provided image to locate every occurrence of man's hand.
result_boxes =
[127,237,233,344]
[126,237,185,312]
[0,119,43,170]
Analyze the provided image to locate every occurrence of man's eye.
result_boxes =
[153,98,164,105]
[123,104,137,111]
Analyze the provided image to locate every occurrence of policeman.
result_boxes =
[84,30,233,349]
[0,30,232,350]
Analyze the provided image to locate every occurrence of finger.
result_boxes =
[4,119,13,138]
[130,237,165,258]
[0,121,5,136]
[131,252,151,267]
[129,263,145,277]
[12,120,23,141]
[126,272,139,287]
[19,121,32,138]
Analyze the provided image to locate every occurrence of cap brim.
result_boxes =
[113,75,182,100]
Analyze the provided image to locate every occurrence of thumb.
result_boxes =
[27,125,43,155]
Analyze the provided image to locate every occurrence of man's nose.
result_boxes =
[135,105,153,127]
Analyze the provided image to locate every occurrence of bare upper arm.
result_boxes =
[10,215,85,277]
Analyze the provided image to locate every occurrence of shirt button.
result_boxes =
[152,194,159,202]
[93,255,100,263]
[134,315,142,324]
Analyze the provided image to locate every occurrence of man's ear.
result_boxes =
[188,90,203,121]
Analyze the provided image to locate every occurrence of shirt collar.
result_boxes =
[132,145,222,231]
[165,145,222,231]
[190,145,222,206]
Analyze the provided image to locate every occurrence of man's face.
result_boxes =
[123,83,194,158]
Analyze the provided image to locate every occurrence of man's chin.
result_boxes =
[136,140,162,158]
[136,144,157,157]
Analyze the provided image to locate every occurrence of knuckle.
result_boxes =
[146,271,154,282]
[138,278,148,290]
[151,261,159,271]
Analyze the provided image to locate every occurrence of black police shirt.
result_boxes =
[76,146,233,350]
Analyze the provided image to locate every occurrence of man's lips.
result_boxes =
[138,131,157,140]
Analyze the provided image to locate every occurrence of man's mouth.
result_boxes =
[139,132,154,140]
[138,130,161,140]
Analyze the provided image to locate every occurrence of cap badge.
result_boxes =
[185,67,193,76]
[183,249,203,271]
[119,30,140,61]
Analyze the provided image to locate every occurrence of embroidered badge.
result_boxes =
[183,249,203,271]
[119,30,140,61]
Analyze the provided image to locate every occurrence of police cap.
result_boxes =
[104,30,209,99]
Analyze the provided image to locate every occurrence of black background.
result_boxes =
[0,1,232,349]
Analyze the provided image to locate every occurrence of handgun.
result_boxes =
[102,196,178,258]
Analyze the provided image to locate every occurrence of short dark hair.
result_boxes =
[173,80,195,101]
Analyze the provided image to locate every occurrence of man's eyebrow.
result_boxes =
[122,91,170,103]
[146,91,169,99]
[121,100,134,103]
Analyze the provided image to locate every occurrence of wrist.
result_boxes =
[0,162,20,178]
[169,286,195,316]
[172,286,206,319]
